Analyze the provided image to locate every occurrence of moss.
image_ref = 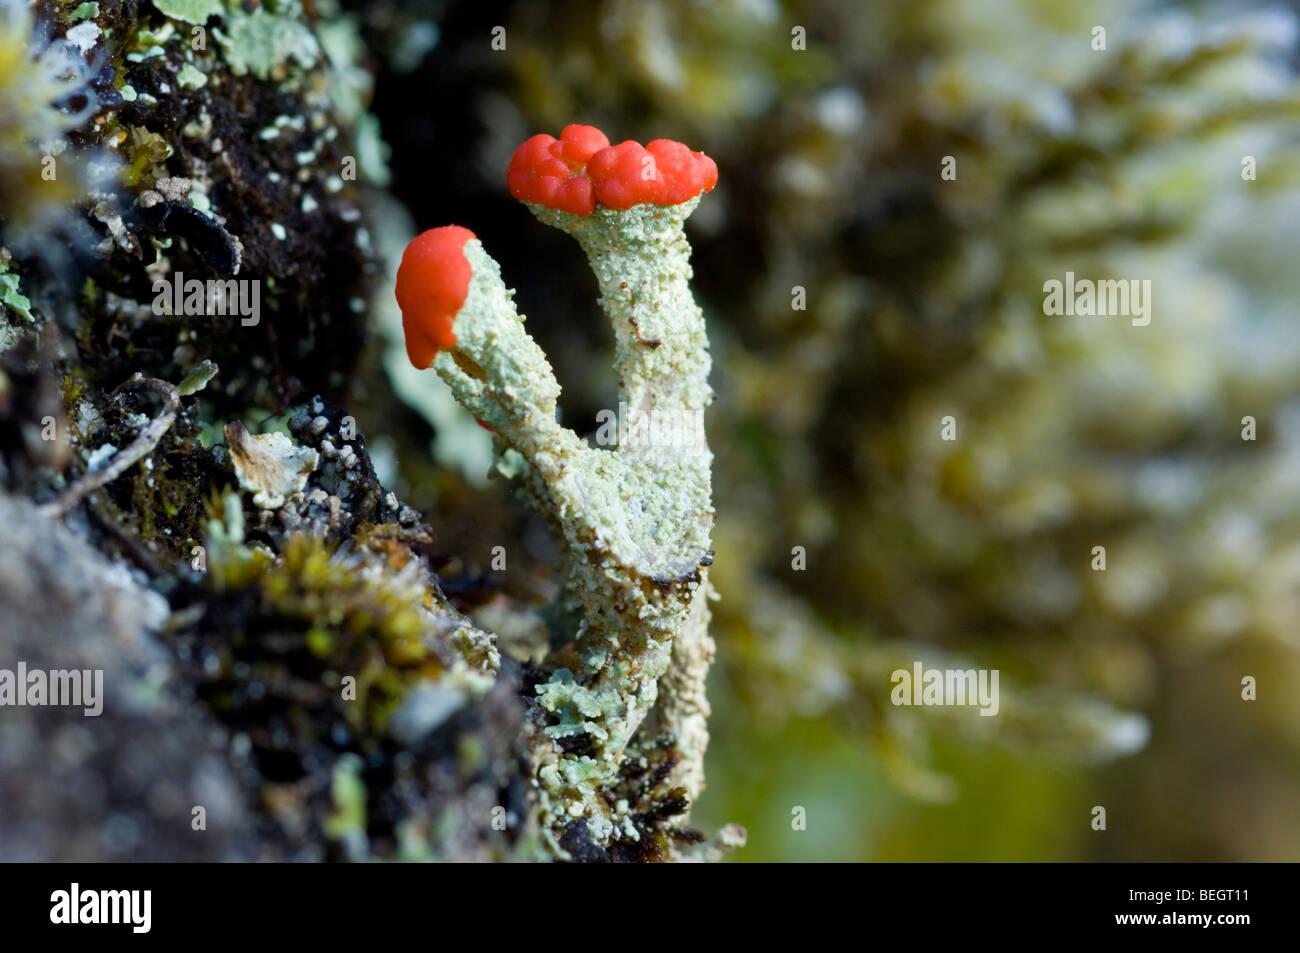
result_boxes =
[198,531,449,738]
[60,373,87,407]
[167,515,540,860]
[117,126,172,187]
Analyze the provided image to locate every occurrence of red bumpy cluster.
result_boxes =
[507,124,718,216]
[395,225,475,369]
[396,127,717,369]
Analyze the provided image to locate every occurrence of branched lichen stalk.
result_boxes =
[397,125,723,852]
[525,200,715,806]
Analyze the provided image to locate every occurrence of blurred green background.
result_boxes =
[359,0,1300,860]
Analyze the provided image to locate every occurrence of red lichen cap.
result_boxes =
[507,124,718,215]
[395,225,476,369]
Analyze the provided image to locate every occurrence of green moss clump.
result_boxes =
[198,531,449,739]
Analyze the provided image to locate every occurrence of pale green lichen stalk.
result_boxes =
[429,200,717,849]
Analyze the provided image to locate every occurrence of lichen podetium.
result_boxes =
[396,126,726,855]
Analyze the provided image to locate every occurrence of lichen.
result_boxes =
[0,261,33,324]
[226,423,319,509]
[150,0,223,27]
[215,6,321,82]
[412,192,727,854]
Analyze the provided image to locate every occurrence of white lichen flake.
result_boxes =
[226,422,319,509]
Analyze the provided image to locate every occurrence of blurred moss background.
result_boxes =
[355,0,1300,861]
